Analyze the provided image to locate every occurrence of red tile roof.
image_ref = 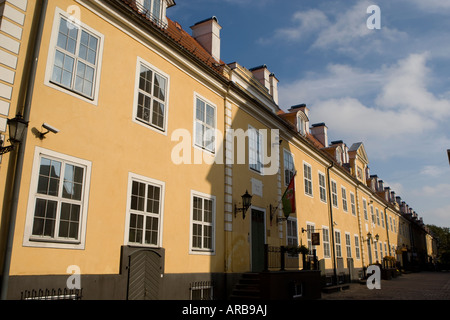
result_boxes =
[120,0,227,77]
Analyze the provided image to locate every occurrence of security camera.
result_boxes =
[42,123,60,134]
[39,123,60,139]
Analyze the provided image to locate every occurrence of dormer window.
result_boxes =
[135,0,174,28]
[336,147,343,165]
[139,0,162,21]
[296,112,309,136]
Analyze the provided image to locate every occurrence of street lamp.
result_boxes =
[0,114,28,155]
[235,190,252,219]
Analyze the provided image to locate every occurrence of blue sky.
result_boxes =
[169,0,450,228]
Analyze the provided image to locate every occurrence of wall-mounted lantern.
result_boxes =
[235,190,252,219]
[0,114,28,155]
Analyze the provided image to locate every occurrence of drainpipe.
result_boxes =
[0,0,47,300]
[326,162,337,284]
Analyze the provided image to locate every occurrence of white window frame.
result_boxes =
[374,240,379,261]
[286,217,298,247]
[133,57,170,134]
[124,173,165,248]
[283,150,295,186]
[137,0,164,22]
[23,147,92,249]
[381,210,385,228]
[370,205,376,224]
[363,198,368,220]
[193,93,217,154]
[345,232,352,258]
[306,222,315,254]
[341,186,348,212]
[355,235,361,259]
[189,190,216,255]
[334,230,342,258]
[318,172,327,203]
[303,162,313,197]
[44,7,104,105]
[322,226,330,258]
[331,179,338,208]
[376,208,380,226]
[248,125,264,174]
[350,192,356,216]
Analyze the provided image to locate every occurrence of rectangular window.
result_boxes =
[374,241,379,261]
[190,282,213,300]
[341,187,348,212]
[126,174,164,247]
[249,126,263,173]
[345,233,352,258]
[380,242,383,259]
[306,224,315,253]
[335,231,342,258]
[381,209,385,228]
[47,12,103,102]
[287,218,298,247]
[331,180,338,207]
[323,227,330,258]
[350,192,356,216]
[139,0,163,22]
[284,151,295,186]
[304,163,313,196]
[363,199,368,220]
[24,148,91,249]
[370,205,375,224]
[135,61,168,131]
[355,235,360,259]
[195,96,216,153]
[191,193,215,253]
[318,172,326,203]
[376,208,380,226]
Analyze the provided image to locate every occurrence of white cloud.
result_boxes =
[420,165,443,177]
[376,52,450,120]
[263,1,407,56]
[406,0,450,11]
[279,52,450,161]
[269,9,329,43]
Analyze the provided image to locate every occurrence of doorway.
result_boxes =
[251,208,265,272]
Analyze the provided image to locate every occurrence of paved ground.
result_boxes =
[320,271,450,300]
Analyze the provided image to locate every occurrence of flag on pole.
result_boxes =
[282,173,296,217]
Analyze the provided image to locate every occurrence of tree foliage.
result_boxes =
[427,224,450,265]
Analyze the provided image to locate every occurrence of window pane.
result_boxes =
[131,181,145,211]
[129,213,143,243]
[139,66,153,94]
[152,100,165,129]
[32,199,57,237]
[205,104,214,127]
[153,73,166,101]
[63,164,84,200]
[59,203,80,239]
[196,99,205,121]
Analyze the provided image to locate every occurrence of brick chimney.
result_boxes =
[311,123,328,147]
[191,16,222,62]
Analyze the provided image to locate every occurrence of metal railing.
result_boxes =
[21,288,83,300]
[132,1,168,29]
[189,281,214,300]
[264,245,304,271]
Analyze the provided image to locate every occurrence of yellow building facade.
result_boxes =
[0,0,434,300]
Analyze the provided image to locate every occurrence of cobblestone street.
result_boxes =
[320,271,450,300]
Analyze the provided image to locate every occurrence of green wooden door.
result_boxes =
[251,209,265,272]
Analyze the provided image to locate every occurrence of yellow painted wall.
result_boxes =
[9,0,225,276]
